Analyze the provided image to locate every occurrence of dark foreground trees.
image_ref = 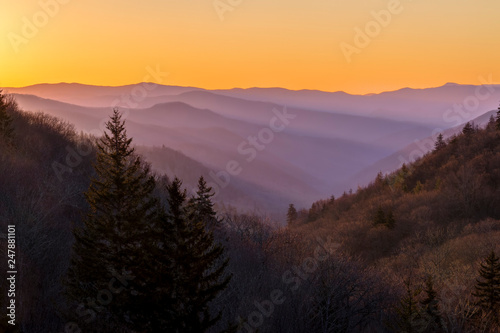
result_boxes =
[286,204,298,226]
[163,178,231,332]
[393,279,423,333]
[0,90,15,146]
[5,95,499,332]
[420,276,443,332]
[496,104,500,131]
[434,133,446,151]
[64,110,230,332]
[187,176,221,230]
[64,109,159,330]
[473,251,500,326]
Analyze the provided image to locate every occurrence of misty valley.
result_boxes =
[0,83,500,332]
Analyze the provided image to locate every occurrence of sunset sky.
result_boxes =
[1,0,499,94]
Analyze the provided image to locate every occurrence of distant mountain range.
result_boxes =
[4,82,499,220]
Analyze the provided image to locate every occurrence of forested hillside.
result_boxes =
[0,91,499,332]
[0,93,95,332]
[290,114,500,331]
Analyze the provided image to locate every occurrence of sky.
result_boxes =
[1,0,500,94]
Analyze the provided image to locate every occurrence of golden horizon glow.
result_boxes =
[1,0,500,95]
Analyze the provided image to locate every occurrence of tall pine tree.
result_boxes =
[165,177,231,332]
[462,122,474,136]
[434,133,446,151]
[187,176,220,230]
[473,251,500,324]
[286,204,298,226]
[392,279,424,333]
[487,115,496,130]
[420,276,443,332]
[64,109,159,329]
[112,175,228,332]
[385,209,396,229]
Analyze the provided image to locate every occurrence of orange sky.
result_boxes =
[1,0,499,94]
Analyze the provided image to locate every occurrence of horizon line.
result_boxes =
[2,81,500,97]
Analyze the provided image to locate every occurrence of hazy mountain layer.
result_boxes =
[5,82,497,218]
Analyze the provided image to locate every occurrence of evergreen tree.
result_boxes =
[308,202,321,222]
[373,206,386,227]
[413,181,423,194]
[496,104,500,131]
[187,176,220,230]
[373,206,396,229]
[396,163,410,192]
[165,177,231,332]
[434,133,446,151]
[375,171,384,183]
[487,115,496,130]
[462,122,474,136]
[375,172,387,191]
[385,209,396,229]
[286,203,298,226]
[0,90,14,145]
[329,195,335,204]
[420,276,443,332]
[64,109,159,329]
[393,279,424,333]
[133,203,178,331]
[473,251,500,323]
[448,134,458,145]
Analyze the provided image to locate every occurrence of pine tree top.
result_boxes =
[286,203,298,225]
[462,122,475,136]
[434,133,446,151]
